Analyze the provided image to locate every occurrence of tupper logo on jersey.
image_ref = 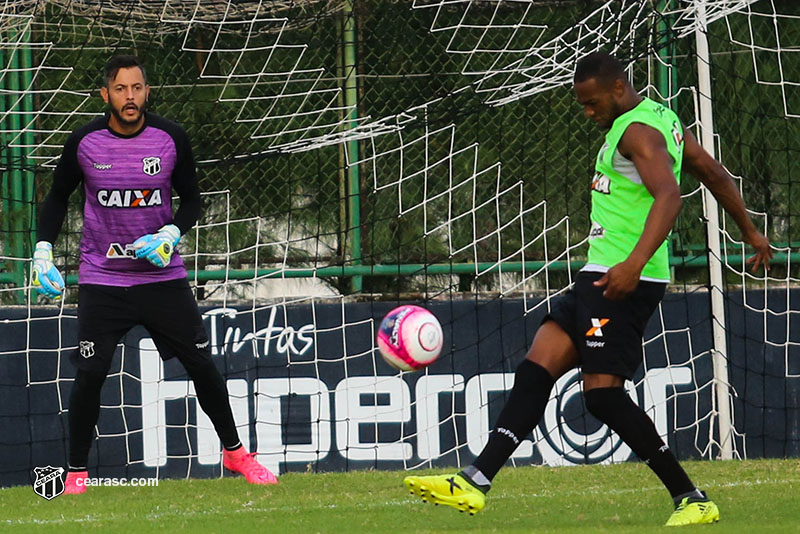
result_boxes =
[33,466,65,500]
[97,189,163,208]
[142,156,162,176]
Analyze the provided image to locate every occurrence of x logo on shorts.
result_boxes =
[586,318,609,337]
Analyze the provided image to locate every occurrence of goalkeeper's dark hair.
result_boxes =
[574,52,626,86]
[104,54,147,86]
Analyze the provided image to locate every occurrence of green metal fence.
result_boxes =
[1,1,799,303]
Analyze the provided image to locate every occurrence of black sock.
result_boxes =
[183,358,241,449]
[68,369,107,469]
[584,387,697,499]
[472,360,555,483]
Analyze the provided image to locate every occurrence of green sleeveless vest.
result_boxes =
[586,97,684,282]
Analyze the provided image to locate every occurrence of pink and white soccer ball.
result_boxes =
[377,305,444,371]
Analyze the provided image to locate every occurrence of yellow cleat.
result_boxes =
[403,473,486,515]
[665,493,720,526]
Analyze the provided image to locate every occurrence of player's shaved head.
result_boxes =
[573,51,638,129]
[574,52,626,87]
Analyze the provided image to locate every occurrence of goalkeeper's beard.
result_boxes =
[110,101,146,128]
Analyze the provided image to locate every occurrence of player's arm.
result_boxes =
[594,122,682,300]
[32,134,83,298]
[133,127,201,267]
[170,129,202,234]
[681,128,772,272]
[38,134,83,244]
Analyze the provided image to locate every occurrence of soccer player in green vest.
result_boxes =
[403,52,772,526]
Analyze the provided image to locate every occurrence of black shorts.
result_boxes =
[70,278,211,375]
[543,271,666,380]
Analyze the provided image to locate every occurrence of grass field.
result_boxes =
[1,459,798,533]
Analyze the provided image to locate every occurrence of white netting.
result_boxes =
[1,0,798,485]
[720,1,800,118]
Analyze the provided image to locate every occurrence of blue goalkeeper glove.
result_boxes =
[132,224,181,268]
[31,241,64,299]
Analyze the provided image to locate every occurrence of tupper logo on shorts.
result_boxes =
[33,466,65,500]
[586,318,609,337]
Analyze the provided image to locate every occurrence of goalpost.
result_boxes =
[0,0,798,486]
[694,0,734,460]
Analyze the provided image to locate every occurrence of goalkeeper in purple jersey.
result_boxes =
[32,55,276,493]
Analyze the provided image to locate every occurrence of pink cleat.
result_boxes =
[63,470,88,495]
[223,448,278,485]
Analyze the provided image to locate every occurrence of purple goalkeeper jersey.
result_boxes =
[39,113,202,287]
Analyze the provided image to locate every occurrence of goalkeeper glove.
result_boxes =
[132,224,181,268]
[31,241,64,299]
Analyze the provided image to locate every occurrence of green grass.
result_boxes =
[1,459,799,533]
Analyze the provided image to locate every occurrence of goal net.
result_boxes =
[0,0,797,486]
